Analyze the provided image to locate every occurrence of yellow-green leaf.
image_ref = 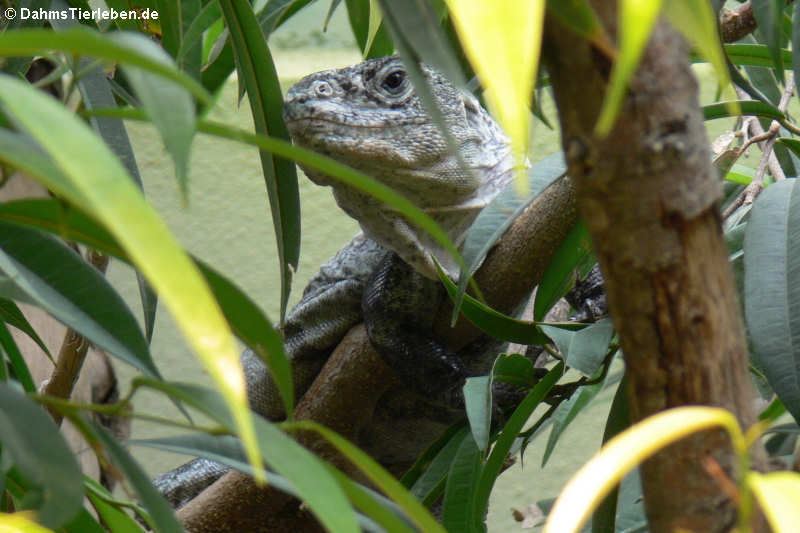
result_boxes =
[444,0,545,192]
[364,0,383,57]
[663,0,737,116]
[0,513,55,533]
[0,76,263,483]
[595,0,663,136]
[543,407,744,533]
[749,471,800,533]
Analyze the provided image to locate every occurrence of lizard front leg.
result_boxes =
[362,252,466,403]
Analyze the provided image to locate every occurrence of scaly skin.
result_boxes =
[153,56,515,509]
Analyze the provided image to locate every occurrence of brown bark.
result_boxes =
[44,249,109,425]
[543,6,761,533]
[176,175,578,531]
[720,2,759,44]
[719,1,797,44]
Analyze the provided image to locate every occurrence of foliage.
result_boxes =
[0,0,798,532]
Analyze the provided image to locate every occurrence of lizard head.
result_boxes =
[283,56,513,279]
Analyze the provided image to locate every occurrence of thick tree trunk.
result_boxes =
[543,7,761,533]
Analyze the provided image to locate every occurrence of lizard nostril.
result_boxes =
[312,80,333,98]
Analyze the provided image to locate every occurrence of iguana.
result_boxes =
[154,56,519,508]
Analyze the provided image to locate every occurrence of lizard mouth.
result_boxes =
[284,115,426,131]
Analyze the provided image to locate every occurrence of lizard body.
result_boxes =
[154,56,515,508]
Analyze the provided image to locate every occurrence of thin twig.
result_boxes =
[725,78,794,218]
[43,248,109,425]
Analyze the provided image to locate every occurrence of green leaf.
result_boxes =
[777,137,800,161]
[460,154,567,316]
[345,0,394,58]
[372,0,483,238]
[122,59,196,199]
[49,13,159,345]
[542,358,615,466]
[473,363,564,529]
[438,263,550,345]
[289,420,447,533]
[702,100,785,121]
[179,1,223,64]
[0,200,122,257]
[441,434,483,533]
[0,383,83,528]
[662,0,732,103]
[0,298,51,360]
[324,0,344,31]
[138,432,412,533]
[444,0,545,188]
[158,0,205,79]
[83,477,148,533]
[258,0,316,35]
[563,319,614,376]
[0,0,51,77]
[0,199,292,415]
[0,75,262,484]
[724,164,756,186]
[0,323,36,393]
[744,179,800,423]
[408,427,469,505]
[534,219,594,321]
[540,320,613,377]
[198,263,294,419]
[197,0,314,98]
[591,377,630,533]
[401,420,466,488]
[463,376,492,454]
[330,472,419,533]
[743,55,783,105]
[86,491,144,533]
[219,0,300,323]
[364,0,383,57]
[719,43,793,69]
[0,27,212,105]
[0,129,81,200]
[751,0,785,83]
[545,0,613,56]
[137,380,360,533]
[492,353,540,388]
[374,0,463,87]
[155,0,183,59]
[726,222,747,255]
[0,222,159,378]
[540,324,575,356]
[760,396,787,421]
[75,417,182,533]
[595,0,663,136]
[62,508,108,533]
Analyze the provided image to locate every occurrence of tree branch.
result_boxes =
[43,249,109,425]
[175,176,578,532]
[720,2,759,43]
[544,4,764,531]
[720,1,796,43]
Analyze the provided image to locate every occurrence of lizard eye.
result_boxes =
[381,69,407,93]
